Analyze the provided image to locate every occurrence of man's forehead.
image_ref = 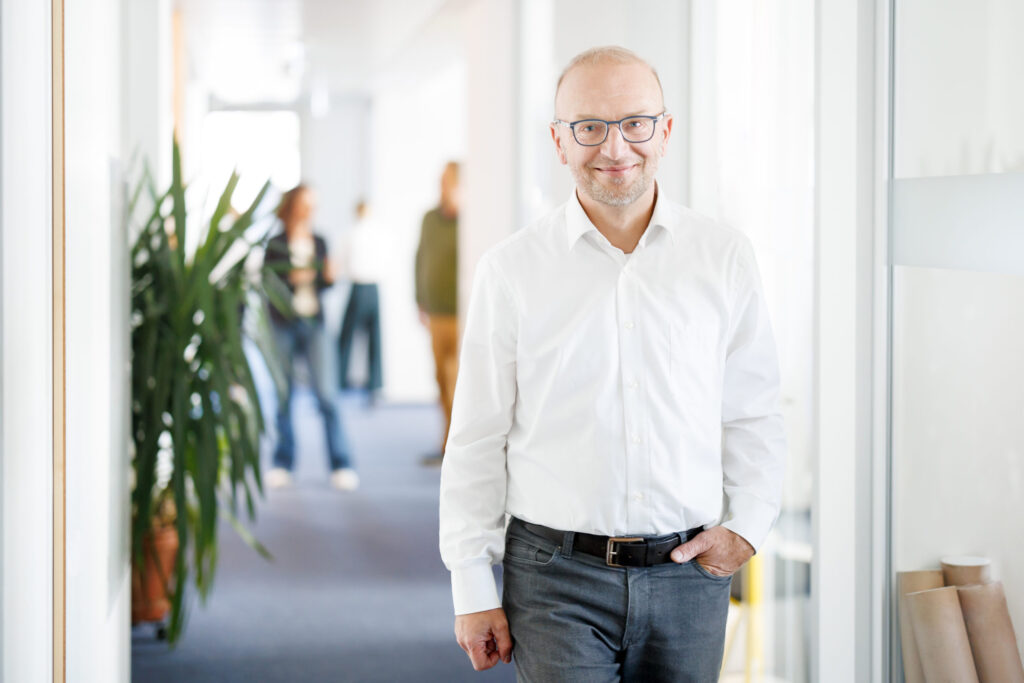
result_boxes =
[555,61,663,116]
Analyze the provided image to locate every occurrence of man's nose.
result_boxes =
[599,123,631,157]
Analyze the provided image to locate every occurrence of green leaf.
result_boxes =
[220,505,272,561]
[170,138,187,274]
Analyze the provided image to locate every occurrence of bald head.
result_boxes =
[554,46,664,115]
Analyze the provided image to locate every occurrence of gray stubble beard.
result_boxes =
[571,161,657,208]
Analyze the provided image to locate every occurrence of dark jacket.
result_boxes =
[264,231,332,325]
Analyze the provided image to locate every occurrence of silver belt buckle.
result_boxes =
[606,536,643,568]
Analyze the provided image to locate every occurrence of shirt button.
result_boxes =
[624,321,635,330]
[631,435,642,444]
[627,379,639,389]
[633,493,644,501]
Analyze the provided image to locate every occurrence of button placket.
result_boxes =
[617,265,650,530]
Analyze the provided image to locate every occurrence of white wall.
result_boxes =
[370,50,467,402]
[300,95,372,389]
[461,0,521,320]
[123,0,172,189]
[1,0,56,679]
[64,0,135,679]
[300,96,371,248]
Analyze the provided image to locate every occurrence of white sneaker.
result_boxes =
[330,468,359,491]
[265,467,293,489]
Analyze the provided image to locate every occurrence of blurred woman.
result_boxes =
[263,184,358,491]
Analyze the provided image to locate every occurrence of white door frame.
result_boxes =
[813,0,893,680]
[0,0,65,680]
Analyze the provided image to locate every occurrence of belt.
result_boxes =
[518,519,704,568]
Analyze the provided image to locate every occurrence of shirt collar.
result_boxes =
[564,183,676,251]
[643,186,677,246]
[565,189,597,249]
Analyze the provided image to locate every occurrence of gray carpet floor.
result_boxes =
[131,391,516,683]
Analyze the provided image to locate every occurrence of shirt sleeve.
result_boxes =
[719,237,787,552]
[438,251,518,615]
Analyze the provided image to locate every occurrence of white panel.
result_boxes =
[64,0,135,678]
[1,0,54,680]
[814,0,879,681]
[893,172,1024,275]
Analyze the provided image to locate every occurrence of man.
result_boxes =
[338,199,385,398]
[439,46,786,681]
[415,162,460,466]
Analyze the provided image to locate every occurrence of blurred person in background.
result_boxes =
[415,162,460,467]
[337,198,385,403]
[263,184,359,491]
[439,46,785,680]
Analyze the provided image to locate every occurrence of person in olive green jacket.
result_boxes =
[415,161,460,466]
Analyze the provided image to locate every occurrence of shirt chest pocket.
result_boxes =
[669,323,723,407]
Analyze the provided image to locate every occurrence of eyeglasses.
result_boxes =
[552,112,668,146]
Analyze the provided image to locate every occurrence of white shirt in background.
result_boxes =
[337,216,389,285]
[439,190,787,615]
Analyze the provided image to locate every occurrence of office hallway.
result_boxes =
[131,394,515,683]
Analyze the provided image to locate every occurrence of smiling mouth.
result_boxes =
[595,163,638,174]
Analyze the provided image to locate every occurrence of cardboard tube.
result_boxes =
[957,582,1024,683]
[907,586,979,683]
[899,570,945,683]
[941,556,992,586]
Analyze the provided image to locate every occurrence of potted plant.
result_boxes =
[129,140,288,643]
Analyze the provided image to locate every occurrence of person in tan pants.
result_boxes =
[415,162,460,466]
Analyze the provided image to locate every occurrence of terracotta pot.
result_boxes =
[131,526,179,624]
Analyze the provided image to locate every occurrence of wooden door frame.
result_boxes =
[52,0,66,680]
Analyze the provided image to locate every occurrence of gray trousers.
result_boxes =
[502,517,732,683]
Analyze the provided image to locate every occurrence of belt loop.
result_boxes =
[561,530,575,558]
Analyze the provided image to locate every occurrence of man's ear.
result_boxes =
[658,114,674,157]
[550,124,568,165]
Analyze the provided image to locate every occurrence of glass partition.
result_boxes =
[890,0,1024,678]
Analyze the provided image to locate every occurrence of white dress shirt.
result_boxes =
[439,190,786,615]
[337,217,390,284]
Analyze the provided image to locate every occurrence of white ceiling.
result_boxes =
[179,0,462,104]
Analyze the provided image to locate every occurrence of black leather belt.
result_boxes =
[518,519,703,568]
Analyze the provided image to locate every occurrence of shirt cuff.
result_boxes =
[720,493,780,553]
[451,562,502,615]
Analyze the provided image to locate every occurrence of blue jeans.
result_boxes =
[272,318,352,471]
[502,518,732,683]
[338,283,383,391]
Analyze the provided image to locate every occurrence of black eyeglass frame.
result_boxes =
[551,112,669,146]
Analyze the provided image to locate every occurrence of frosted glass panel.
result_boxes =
[890,1,1024,676]
[891,265,1024,661]
[894,0,1024,179]
[893,172,1024,275]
